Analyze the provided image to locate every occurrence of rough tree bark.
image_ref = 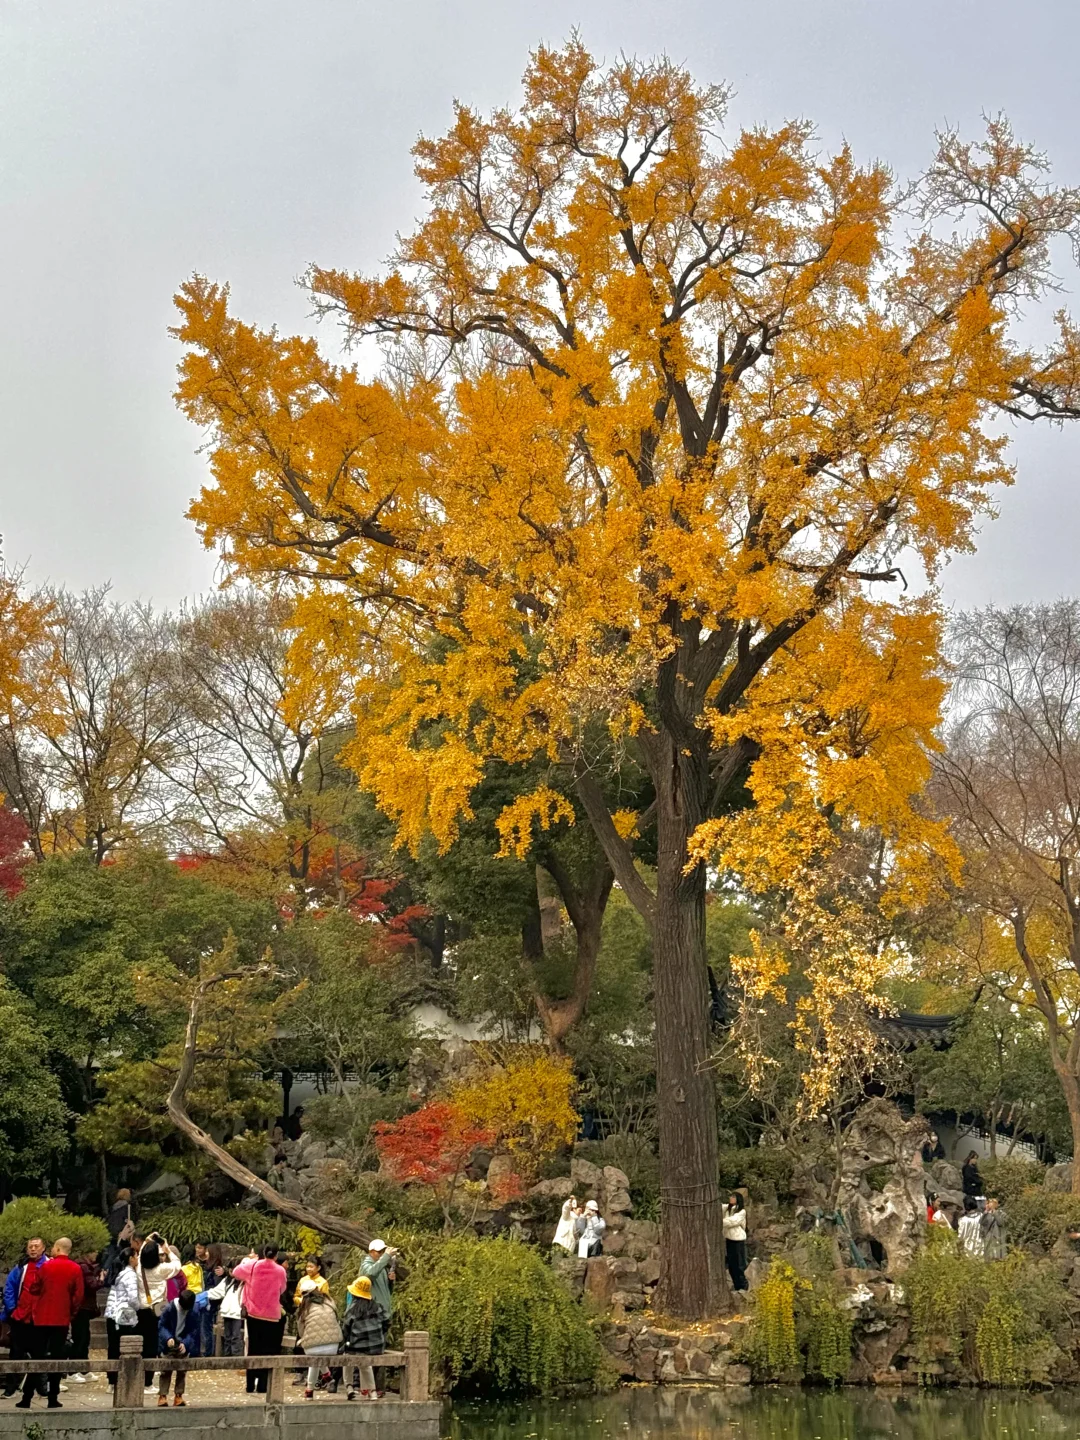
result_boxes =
[165,969,372,1248]
[648,729,725,1317]
[575,695,730,1319]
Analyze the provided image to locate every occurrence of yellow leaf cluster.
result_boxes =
[450,1049,579,1178]
[174,43,1080,1107]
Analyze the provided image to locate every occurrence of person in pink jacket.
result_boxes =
[231,1246,288,1395]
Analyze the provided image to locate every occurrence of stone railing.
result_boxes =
[0,1331,430,1409]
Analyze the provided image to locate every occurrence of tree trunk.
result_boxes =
[534,917,603,1050]
[166,969,373,1249]
[1058,1069,1080,1195]
[532,854,614,1051]
[651,738,726,1319]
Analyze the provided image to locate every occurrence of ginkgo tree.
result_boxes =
[175,41,1080,1315]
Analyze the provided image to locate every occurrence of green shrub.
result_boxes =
[718,1145,795,1205]
[743,1258,802,1379]
[980,1157,1046,1207]
[385,1232,602,1395]
[339,1173,445,1233]
[140,1207,301,1251]
[800,1288,854,1385]
[741,1246,853,1385]
[0,1198,110,1266]
[302,1089,411,1170]
[907,1224,1065,1386]
[1008,1188,1080,1248]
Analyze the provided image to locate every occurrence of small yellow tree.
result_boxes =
[452,1050,579,1189]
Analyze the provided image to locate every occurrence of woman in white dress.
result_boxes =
[552,1197,579,1252]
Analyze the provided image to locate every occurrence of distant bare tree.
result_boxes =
[1,588,182,861]
[935,601,1080,1189]
[168,590,355,898]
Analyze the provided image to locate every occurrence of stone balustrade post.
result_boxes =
[114,1334,145,1409]
[403,1330,430,1401]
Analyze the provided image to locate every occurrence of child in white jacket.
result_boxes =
[205,1271,246,1357]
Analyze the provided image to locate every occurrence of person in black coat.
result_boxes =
[341,1276,385,1400]
[106,1189,136,1243]
[961,1151,984,1200]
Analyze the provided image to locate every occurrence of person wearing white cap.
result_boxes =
[574,1200,606,1259]
[358,1240,398,1336]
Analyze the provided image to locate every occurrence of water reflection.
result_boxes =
[446,1387,1080,1440]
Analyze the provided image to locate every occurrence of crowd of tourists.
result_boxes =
[925,1151,1010,1260]
[0,1192,402,1410]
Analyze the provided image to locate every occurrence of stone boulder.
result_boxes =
[551,1255,587,1299]
[584,1257,617,1308]
[837,1098,931,1275]
[570,1158,602,1195]
[929,1159,963,1194]
[1046,1162,1074,1193]
[486,1153,518,1194]
[601,1166,633,1214]
[529,1176,574,1202]
[138,1171,190,1208]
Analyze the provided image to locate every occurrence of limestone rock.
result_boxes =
[584,1257,617,1308]
[837,1098,932,1274]
[571,1158,602,1192]
[612,1289,646,1311]
[1046,1162,1073,1193]
[552,1256,586,1298]
[606,1188,633,1214]
[529,1176,574,1202]
[138,1171,190,1208]
[638,1255,661,1287]
[724,1363,752,1385]
[929,1159,962,1194]
[633,1348,658,1382]
[466,1147,493,1181]
[623,1218,659,1247]
[487,1153,517,1193]
[744,1256,769,1290]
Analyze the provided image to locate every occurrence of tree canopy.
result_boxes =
[174,40,1080,1315]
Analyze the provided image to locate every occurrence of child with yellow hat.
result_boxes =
[341,1274,385,1399]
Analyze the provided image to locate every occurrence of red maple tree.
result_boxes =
[373,1101,494,1230]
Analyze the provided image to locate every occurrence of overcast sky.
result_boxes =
[1,0,1078,611]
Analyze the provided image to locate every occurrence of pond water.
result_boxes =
[445,1387,1080,1440]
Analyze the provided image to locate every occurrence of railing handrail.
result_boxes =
[0,1352,407,1373]
[0,1330,431,1408]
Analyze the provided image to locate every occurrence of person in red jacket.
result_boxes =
[18,1238,84,1409]
[2,1238,47,1399]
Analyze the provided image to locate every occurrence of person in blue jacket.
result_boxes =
[156,1289,202,1407]
[1,1239,48,1398]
